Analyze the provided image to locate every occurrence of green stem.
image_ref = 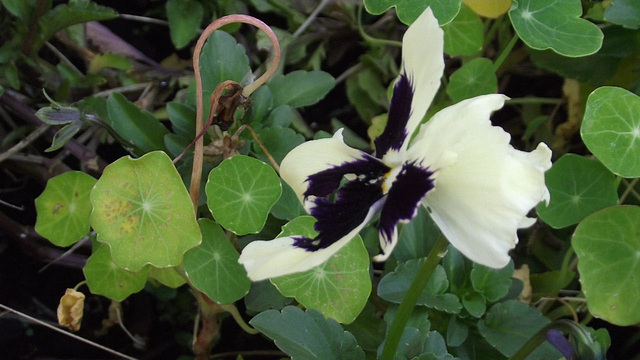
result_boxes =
[219,304,260,335]
[493,32,519,72]
[357,4,402,48]
[380,235,449,360]
[506,97,563,105]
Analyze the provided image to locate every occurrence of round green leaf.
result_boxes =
[269,216,372,324]
[83,243,148,302]
[90,151,202,271]
[364,0,462,25]
[446,58,497,103]
[205,155,281,235]
[443,4,483,56]
[509,0,603,57]
[581,86,640,177]
[537,154,618,228]
[35,171,96,247]
[183,219,250,304]
[148,266,187,288]
[573,205,640,326]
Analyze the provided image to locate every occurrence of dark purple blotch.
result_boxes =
[304,156,389,199]
[379,161,434,244]
[374,71,414,159]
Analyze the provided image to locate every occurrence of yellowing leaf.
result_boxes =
[463,0,511,18]
[57,288,85,331]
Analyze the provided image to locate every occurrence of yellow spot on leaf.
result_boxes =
[463,0,511,18]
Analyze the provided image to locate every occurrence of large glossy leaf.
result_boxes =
[581,86,640,177]
[363,0,462,25]
[509,0,603,57]
[268,70,335,109]
[249,306,365,360]
[443,4,483,56]
[573,205,640,326]
[90,151,201,271]
[536,154,618,228]
[35,171,96,247]
[106,93,169,154]
[206,155,281,235]
[166,0,203,49]
[83,243,148,302]
[270,216,371,324]
[183,219,250,304]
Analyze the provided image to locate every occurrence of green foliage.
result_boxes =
[90,151,202,271]
[35,171,96,247]
[364,0,462,25]
[205,155,281,235]
[270,216,371,324]
[183,219,250,304]
[605,0,640,29]
[509,0,603,57]
[268,70,335,108]
[573,206,640,326]
[537,154,619,228]
[442,4,483,57]
[470,261,514,302]
[446,58,497,103]
[250,306,366,360]
[166,0,203,49]
[581,86,640,177]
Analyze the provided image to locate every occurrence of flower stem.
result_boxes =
[380,234,449,360]
[493,32,519,72]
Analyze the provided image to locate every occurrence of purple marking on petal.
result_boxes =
[374,72,413,159]
[304,155,390,199]
[294,175,386,251]
[379,161,434,244]
[546,330,574,360]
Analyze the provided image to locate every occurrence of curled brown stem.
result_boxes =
[189,15,281,209]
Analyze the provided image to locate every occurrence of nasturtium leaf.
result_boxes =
[443,4,483,56]
[270,179,305,220]
[470,261,514,302]
[252,126,305,165]
[147,266,186,288]
[83,243,148,302]
[166,0,203,49]
[199,31,251,119]
[379,260,462,313]
[446,58,497,103]
[536,154,618,229]
[270,216,371,324]
[363,0,462,25]
[573,205,640,326]
[244,280,293,313]
[463,0,510,18]
[35,171,96,247]
[206,155,281,235]
[605,0,640,29]
[106,93,169,154]
[509,0,603,57]
[268,70,335,108]
[478,301,562,358]
[90,151,201,271]
[183,219,250,304]
[581,86,640,177]
[166,101,196,138]
[249,306,366,360]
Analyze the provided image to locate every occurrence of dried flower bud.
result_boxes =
[57,288,85,332]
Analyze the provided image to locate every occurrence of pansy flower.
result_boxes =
[239,8,551,281]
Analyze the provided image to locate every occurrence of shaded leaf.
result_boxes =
[268,70,335,108]
[166,0,203,49]
[364,0,462,25]
[446,58,497,103]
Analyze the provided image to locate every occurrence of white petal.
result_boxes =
[280,129,369,203]
[399,7,445,147]
[239,198,384,281]
[408,94,552,268]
